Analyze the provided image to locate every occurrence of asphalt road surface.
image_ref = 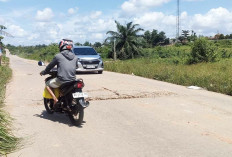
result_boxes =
[5,50,232,157]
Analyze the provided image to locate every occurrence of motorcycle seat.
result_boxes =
[60,81,77,95]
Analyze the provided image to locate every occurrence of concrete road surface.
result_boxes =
[5,50,232,157]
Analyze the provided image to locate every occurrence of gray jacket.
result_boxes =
[42,50,78,84]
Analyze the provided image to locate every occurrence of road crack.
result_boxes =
[87,87,176,101]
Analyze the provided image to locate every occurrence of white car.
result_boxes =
[73,46,104,74]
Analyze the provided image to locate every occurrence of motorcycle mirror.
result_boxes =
[38,61,45,66]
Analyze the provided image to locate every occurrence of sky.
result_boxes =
[0,0,232,46]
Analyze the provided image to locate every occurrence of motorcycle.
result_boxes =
[38,61,89,126]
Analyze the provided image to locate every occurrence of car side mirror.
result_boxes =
[38,61,45,66]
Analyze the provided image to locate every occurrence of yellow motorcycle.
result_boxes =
[40,65,89,126]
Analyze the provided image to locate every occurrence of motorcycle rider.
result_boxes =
[40,39,78,105]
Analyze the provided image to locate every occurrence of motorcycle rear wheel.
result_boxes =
[44,98,54,114]
[68,106,84,126]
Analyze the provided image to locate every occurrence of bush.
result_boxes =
[0,58,21,155]
[189,38,218,64]
[95,45,111,59]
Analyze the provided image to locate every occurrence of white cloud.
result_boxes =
[34,22,61,41]
[3,3,232,46]
[130,7,232,38]
[183,0,203,1]
[62,14,115,43]
[35,8,54,22]
[7,25,28,37]
[68,7,78,15]
[27,33,39,40]
[0,0,9,2]
[133,12,175,35]
[186,7,232,35]
[121,0,171,15]
[90,33,104,40]
[90,11,102,19]
[0,16,6,25]
[68,8,75,14]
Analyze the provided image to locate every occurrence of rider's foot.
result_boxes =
[53,100,60,109]
[54,99,58,104]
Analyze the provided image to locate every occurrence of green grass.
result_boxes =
[0,56,21,155]
[104,58,232,95]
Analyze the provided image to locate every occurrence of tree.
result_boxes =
[157,31,166,45]
[189,37,217,64]
[219,34,225,39]
[182,30,189,39]
[190,30,197,41]
[0,25,6,30]
[0,36,3,42]
[105,21,144,59]
[151,29,159,45]
[178,30,190,44]
[0,25,13,42]
[83,41,91,46]
[225,34,230,39]
[143,29,168,47]
[93,42,102,48]
[75,42,82,46]
[144,30,152,46]
[0,25,6,43]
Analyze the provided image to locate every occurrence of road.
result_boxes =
[5,50,232,157]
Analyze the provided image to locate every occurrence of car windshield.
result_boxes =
[73,48,97,55]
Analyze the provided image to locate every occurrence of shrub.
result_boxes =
[189,37,218,64]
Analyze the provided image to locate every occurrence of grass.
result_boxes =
[0,56,21,155]
[104,58,232,95]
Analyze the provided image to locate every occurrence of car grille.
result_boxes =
[80,59,100,69]
[80,59,100,65]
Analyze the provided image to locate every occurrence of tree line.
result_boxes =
[4,21,232,64]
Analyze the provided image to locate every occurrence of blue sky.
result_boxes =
[0,0,232,45]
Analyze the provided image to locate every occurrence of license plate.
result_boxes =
[72,92,88,98]
[86,65,96,69]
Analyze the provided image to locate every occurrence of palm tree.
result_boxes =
[0,36,3,42]
[106,21,144,59]
[0,25,6,43]
[0,25,13,43]
[181,30,190,41]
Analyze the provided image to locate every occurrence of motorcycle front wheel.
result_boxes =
[44,98,54,114]
[68,105,84,126]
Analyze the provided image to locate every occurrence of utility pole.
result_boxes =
[176,0,180,42]
[113,39,116,61]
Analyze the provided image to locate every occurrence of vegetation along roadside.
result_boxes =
[0,53,21,155]
[6,21,232,96]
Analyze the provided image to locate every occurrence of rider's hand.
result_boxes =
[40,70,44,76]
